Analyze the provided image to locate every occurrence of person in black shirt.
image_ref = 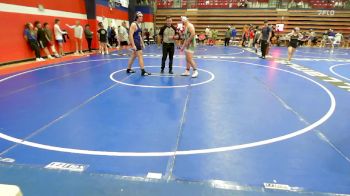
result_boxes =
[266,25,276,56]
[34,21,54,59]
[144,28,150,45]
[113,27,118,47]
[84,24,93,52]
[258,20,272,59]
[109,26,117,47]
[286,27,303,64]
[97,22,109,55]
[159,16,178,74]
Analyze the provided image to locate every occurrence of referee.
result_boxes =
[159,16,178,74]
[258,20,272,59]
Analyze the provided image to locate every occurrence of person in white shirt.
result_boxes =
[66,20,84,55]
[334,32,343,47]
[297,0,304,8]
[118,21,129,55]
[54,19,67,56]
[307,29,316,47]
[205,26,210,44]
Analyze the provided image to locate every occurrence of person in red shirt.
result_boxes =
[248,27,255,47]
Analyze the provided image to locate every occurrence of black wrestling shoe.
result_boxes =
[126,69,135,73]
[141,70,151,76]
[169,70,173,74]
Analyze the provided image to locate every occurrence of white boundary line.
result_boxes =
[0,58,336,157]
[144,49,244,56]
[329,63,350,81]
[197,49,245,56]
[110,66,215,88]
[296,49,348,56]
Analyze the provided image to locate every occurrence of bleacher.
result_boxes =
[156,0,271,8]
[155,0,350,8]
[155,8,350,41]
[291,0,349,9]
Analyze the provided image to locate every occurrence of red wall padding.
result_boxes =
[0,2,136,64]
[143,13,153,23]
[0,11,94,63]
[96,5,153,22]
[96,5,128,20]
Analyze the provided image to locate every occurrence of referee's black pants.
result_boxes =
[261,40,268,57]
[224,38,230,46]
[161,43,175,71]
[29,40,41,58]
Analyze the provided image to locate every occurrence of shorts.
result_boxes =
[288,41,298,48]
[120,41,128,46]
[39,40,48,48]
[28,40,39,50]
[185,45,195,53]
[134,40,142,51]
[56,39,63,44]
[333,40,340,45]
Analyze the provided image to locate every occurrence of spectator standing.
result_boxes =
[307,29,316,47]
[118,21,130,55]
[144,28,150,45]
[54,19,67,56]
[224,27,231,47]
[253,26,261,53]
[66,20,84,54]
[205,26,210,44]
[24,22,44,61]
[84,24,93,52]
[320,30,328,47]
[328,29,336,48]
[34,21,54,59]
[231,27,237,45]
[43,23,60,58]
[97,22,109,55]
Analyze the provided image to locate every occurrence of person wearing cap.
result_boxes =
[159,16,178,74]
[180,16,198,78]
[126,11,151,76]
[258,20,272,59]
[285,27,303,64]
